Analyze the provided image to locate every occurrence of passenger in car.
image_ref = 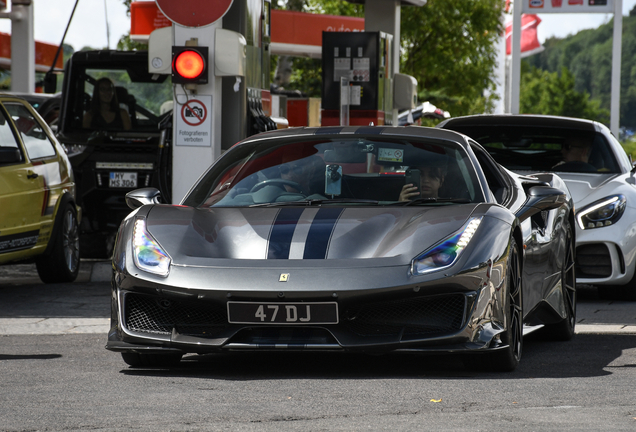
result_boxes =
[398,165,446,201]
[82,77,132,131]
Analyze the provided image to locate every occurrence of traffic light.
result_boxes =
[171,46,209,85]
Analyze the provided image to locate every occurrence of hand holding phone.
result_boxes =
[403,168,421,199]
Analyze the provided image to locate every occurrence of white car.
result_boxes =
[438,114,636,300]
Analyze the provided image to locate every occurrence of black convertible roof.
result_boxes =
[437,114,598,132]
[238,125,471,148]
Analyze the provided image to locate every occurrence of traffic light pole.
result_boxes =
[171,23,223,203]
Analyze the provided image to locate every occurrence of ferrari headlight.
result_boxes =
[132,218,171,276]
[411,217,482,276]
[576,195,626,230]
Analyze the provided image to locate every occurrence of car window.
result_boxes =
[183,137,485,208]
[70,68,171,132]
[4,102,56,160]
[0,107,21,148]
[448,125,621,174]
[469,141,509,204]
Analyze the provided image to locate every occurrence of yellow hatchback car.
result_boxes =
[0,94,80,283]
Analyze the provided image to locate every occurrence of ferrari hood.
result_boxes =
[556,173,622,203]
[144,205,478,266]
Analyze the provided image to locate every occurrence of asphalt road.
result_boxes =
[1,261,636,431]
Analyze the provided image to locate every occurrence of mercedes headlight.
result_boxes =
[576,195,626,230]
[132,218,171,276]
[411,217,482,276]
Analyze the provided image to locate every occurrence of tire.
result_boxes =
[464,238,523,372]
[36,203,80,284]
[542,221,577,340]
[121,352,183,368]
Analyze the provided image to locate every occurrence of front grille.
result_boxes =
[343,294,466,339]
[124,293,227,338]
[576,244,612,278]
[93,145,158,154]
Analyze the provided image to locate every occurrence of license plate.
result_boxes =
[109,172,137,188]
[227,301,339,325]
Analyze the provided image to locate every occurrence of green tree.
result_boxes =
[400,0,504,117]
[520,64,609,122]
[524,13,636,129]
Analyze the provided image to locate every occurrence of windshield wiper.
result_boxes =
[306,198,380,205]
[248,198,380,208]
[393,197,471,206]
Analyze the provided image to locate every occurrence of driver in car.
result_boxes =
[279,155,326,196]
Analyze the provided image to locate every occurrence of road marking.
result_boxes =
[575,324,636,334]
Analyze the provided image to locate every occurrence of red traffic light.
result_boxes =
[172,46,209,84]
[174,50,205,79]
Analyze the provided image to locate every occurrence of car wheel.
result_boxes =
[542,221,577,340]
[121,352,183,368]
[464,239,522,372]
[36,203,80,284]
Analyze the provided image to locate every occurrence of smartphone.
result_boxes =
[405,168,421,198]
[325,164,342,196]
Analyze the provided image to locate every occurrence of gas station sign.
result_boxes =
[522,0,614,13]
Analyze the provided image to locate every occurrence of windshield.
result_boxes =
[450,126,621,174]
[183,137,485,208]
[67,68,172,133]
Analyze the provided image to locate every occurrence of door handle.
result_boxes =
[27,172,39,179]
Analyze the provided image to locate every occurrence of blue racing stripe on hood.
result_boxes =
[267,208,304,259]
[303,207,344,259]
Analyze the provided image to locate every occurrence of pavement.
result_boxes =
[0,260,112,335]
[1,261,635,336]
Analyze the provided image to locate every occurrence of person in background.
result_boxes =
[83,77,132,131]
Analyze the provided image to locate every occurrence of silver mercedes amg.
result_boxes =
[106,126,576,372]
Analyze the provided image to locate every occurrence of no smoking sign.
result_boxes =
[175,96,212,147]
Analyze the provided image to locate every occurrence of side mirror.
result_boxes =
[125,188,161,210]
[0,147,22,164]
[518,185,567,220]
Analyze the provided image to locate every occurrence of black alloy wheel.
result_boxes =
[543,221,577,340]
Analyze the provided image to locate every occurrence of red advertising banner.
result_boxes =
[505,15,543,57]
